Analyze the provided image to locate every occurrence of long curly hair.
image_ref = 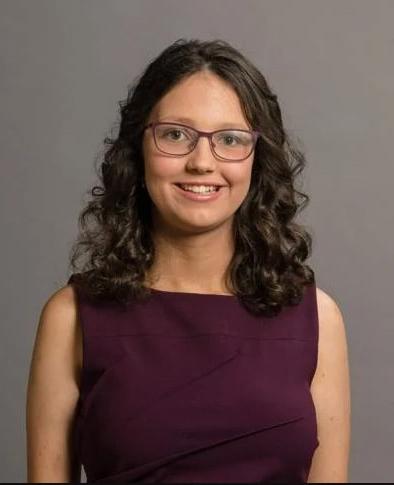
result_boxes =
[68,38,315,317]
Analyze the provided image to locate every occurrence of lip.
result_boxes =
[175,182,226,187]
[173,183,224,202]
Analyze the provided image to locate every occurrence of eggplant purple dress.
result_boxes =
[67,274,319,483]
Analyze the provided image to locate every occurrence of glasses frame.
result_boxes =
[143,121,262,161]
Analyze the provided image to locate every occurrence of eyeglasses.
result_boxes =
[143,122,262,161]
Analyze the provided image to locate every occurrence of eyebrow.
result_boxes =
[159,116,251,131]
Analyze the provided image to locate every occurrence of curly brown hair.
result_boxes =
[68,38,315,317]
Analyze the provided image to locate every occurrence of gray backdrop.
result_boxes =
[1,0,393,482]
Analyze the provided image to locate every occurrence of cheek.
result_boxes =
[229,181,251,209]
[227,163,253,190]
[227,165,253,205]
[146,156,180,181]
[144,163,179,207]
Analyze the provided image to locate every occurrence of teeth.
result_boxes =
[179,184,218,193]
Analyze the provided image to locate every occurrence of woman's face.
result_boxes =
[142,70,255,235]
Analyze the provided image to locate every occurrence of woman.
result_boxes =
[26,38,350,483]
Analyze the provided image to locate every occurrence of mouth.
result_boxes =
[174,183,222,193]
[172,183,225,202]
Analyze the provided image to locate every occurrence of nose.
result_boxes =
[185,134,217,170]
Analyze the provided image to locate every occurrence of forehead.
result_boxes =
[149,71,251,130]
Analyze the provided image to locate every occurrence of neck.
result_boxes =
[146,220,235,294]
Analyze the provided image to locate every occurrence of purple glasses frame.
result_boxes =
[143,121,263,161]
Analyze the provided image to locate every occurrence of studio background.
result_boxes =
[1,0,393,482]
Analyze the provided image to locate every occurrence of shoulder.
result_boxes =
[312,285,350,405]
[307,286,351,481]
[315,286,347,348]
[315,286,342,316]
[38,284,80,348]
[41,284,78,320]
[34,283,82,382]
[26,284,82,481]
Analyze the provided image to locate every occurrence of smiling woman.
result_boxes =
[26,38,350,483]
[139,69,260,246]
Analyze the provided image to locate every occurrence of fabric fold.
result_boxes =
[94,415,306,483]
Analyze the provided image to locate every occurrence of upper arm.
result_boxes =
[307,287,351,483]
[26,284,83,483]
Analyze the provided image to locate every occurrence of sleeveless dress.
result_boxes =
[67,274,319,483]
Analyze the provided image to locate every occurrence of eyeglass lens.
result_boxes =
[154,123,254,160]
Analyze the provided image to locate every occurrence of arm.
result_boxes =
[307,287,351,483]
[26,285,82,483]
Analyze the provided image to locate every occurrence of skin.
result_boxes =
[26,71,351,482]
[141,71,254,295]
[308,288,351,482]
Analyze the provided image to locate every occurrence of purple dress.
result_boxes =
[68,275,319,483]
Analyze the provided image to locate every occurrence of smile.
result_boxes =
[173,183,224,202]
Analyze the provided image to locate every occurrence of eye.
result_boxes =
[165,129,185,141]
[159,127,193,143]
[216,131,247,146]
[220,134,239,146]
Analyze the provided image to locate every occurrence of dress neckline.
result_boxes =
[148,287,237,297]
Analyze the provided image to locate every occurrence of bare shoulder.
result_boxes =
[307,286,351,482]
[316,286,344,322]
[29,283,83,396]
[26,283,83,481]
[42,283,78,318]
[37,283,82,379]
[315,286,347,350]
[40,283,79,330]
[313,285,348,385]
